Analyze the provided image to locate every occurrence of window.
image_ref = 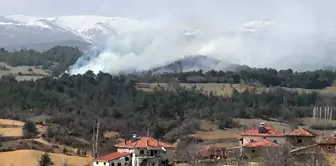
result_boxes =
[125,157,129,161]
[273,140,278,144]
[104,162,106,166]
[328,146,332,150]
[250,139,254,142]
[125,163,127,165]
[252,149,255,153]
[297,139,303,143]
[96,162,99,165]
[118,163,122,166]
[140,150,144,154]
[112,163,114,166]
[263,137,266,139]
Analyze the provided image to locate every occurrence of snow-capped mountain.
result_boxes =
[0,15,141,49]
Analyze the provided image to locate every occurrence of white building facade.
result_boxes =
[94,136,175,166]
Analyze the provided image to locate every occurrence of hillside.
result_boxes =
[0,150,92,166]
[1,46,336,165]
[137,83,336,96]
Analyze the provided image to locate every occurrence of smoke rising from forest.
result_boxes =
[68,0,336,75]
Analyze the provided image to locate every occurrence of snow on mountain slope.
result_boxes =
[46,15,140,43]
[0,15,142,45]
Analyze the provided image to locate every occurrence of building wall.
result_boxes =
[319,144,336,153]
[242,147,281,158]
[242,136,286,145]
[93,161,111,166]
[117,148,133,153]
[93,155,131,166]
[286,136,316,147]
[116,147,174,166]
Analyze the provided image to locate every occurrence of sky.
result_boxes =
[0,0,334,21]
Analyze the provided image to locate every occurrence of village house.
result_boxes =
[317,132,336,153]
[285,127,317,147]
[241,139,281,158]
[240,122,286,146]
[93,152,132,166]
[94,135,175,166]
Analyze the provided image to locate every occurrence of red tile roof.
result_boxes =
[95,152,131,162]
[286,128,316,137]
[115,136,175,149]
[242,139,280,148]
[241,125,284,137]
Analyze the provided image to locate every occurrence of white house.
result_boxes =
[240,122,286,146]
[93,152,132,166]
[94,135,175,166]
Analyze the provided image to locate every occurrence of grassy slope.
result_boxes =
[0,62,50,81]
[0,150,92,166]
[0,119,92,166]
[138,83,336,96]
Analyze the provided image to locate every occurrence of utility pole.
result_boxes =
[92,118,100,158]
[95,119,100,158]
[92,121,96,158]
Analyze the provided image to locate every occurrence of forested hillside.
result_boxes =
[0,46,336,153]
[0,71,329,149]
[0,46,82,76]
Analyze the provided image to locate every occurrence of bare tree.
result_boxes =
[293,146,326,166]
[224,147,245,166]
[263,144,326,166]
[262,145,292,166]
[174,139,203,166]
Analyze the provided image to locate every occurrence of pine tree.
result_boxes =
[39,152,52,166]
[22,121,38,138]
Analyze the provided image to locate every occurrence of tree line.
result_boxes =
[0,70,331,151]
[134,68,336,89]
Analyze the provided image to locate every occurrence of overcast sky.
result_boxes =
[0,0,335,22]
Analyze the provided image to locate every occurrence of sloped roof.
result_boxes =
[115,136,175,149]
[95,152,131,162]
[241,125,284,137]
[242,139,280,148]
[286,128,316,137]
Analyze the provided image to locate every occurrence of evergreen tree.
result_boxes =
[22,121,38,138]
[39,153,52,166]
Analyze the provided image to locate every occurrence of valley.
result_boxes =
[0,47,335,166]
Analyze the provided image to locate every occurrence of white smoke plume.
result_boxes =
[69,1,336,75]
